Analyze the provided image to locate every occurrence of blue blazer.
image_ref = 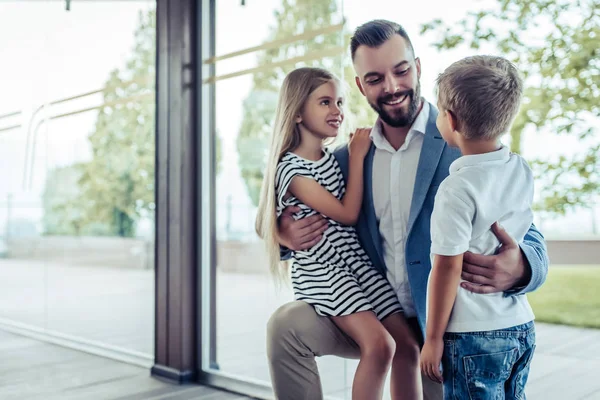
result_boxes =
[332,103,549,335]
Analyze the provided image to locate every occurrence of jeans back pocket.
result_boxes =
[463,348,519,400]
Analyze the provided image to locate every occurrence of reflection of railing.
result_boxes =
[204,22,345,65]
[0,111,22,134]
[203,22,346,83]
[0,75,153,190]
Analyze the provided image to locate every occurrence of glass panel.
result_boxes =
[209,0,356,396]
[0,1,156,358]
[205,0,599,398]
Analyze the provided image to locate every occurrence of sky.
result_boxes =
[0,0,597,240]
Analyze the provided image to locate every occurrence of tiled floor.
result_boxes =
[1,260,599,399]
[0,330,254,400]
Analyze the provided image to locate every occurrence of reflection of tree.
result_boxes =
[70,9,156,237]
[236,0,376,207]
[422,0,599,216]
[42,8,222,237]
[42,165,85,235]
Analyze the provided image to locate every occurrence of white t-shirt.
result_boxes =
[428,146,535,332]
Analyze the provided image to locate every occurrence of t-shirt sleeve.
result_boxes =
[430,184,475,256]
[275,161,313,215]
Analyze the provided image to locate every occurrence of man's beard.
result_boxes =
[369,81,421,128]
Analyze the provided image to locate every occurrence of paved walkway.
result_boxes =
[0,330,251,400]
[0,260,598,399]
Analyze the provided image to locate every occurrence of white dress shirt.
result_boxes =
[429,146,535,332]
[370,101,429,317]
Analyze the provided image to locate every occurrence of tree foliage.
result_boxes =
[421,0,599,214]
[43,8,222,237]
[236,0,375,207]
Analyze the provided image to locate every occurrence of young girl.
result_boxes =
[256,67,422,400]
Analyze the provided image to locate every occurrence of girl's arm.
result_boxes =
[287,128,371,226]
[288,153,365,225]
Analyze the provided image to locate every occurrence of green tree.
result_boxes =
[74,9,157,237]
[42,165,83,235]
[42,164,114,236]
[236,0,375,207]
[59,8,221,237]
[421,0,599,215]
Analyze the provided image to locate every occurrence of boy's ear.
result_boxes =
[446,109,458,132]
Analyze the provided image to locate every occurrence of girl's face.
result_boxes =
[296,81,344,139]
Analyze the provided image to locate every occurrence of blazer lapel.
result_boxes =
[363,143,385,267]
[407,106,446,234]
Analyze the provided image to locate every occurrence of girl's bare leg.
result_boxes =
[332,311,396,400]
[382,313,424,400]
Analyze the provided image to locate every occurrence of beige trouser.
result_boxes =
[266,301,443,400]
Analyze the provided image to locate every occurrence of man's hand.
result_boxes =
[278,206,328,251]
[461,222,531,294]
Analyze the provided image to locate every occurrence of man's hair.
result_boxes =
[436,55,523,140]
[350,20,415,61]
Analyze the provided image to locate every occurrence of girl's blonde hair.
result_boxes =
[255,67,340,284]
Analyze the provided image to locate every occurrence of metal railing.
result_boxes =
[0,75,154,190]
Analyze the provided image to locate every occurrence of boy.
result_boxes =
[420,55,537,400]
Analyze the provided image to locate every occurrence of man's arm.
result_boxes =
[277,141,355,259]
[280,246,292,261]
[277,206,328,260]
[461,222,549,296]
[511,223,549,295]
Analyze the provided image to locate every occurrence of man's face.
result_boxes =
[353,34,422,128]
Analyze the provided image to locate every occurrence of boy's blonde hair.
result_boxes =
[255,67,340,284]
[436,55,523,140]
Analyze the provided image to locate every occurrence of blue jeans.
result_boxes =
[442,321,536,400]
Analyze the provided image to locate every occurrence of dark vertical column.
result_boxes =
[152,0,199,383]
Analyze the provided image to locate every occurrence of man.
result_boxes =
[267,20,549,400]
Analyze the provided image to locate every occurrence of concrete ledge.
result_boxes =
[3,236,598,273]
[6,236,154,270]
[546,239,600,265]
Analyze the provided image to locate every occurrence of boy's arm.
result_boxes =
[426,254,463,340]
[421,184,473,383]
[427,184,475,331]
[422,254,463,383]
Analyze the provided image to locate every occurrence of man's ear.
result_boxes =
[355,76,366,97]
[415,57,421,80]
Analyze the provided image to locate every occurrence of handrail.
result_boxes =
[0,110,21,120]
[18,76,153,190]
[0,111,22,134]
[24,91,154,189]
[0,124,22,134]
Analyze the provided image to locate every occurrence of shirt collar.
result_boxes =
[370,100,430,152]
[449,146,511,174]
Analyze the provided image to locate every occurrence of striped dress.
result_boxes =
[275,149,403,320]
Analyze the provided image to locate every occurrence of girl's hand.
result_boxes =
[348,128,372,159]
[420,339,444,383]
